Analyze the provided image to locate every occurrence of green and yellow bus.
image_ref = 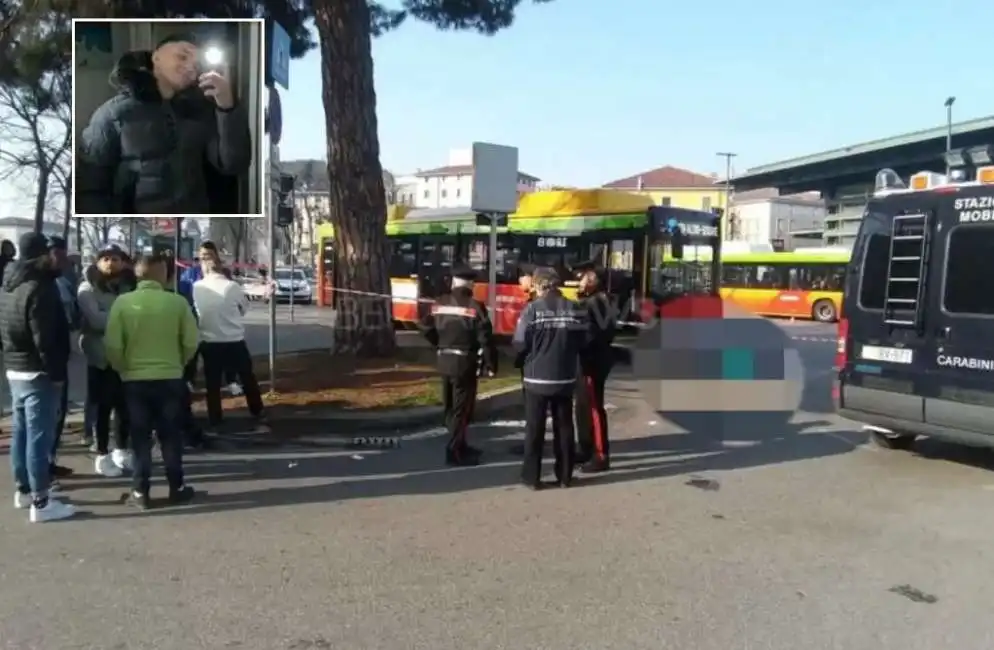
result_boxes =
[316,189,850,333]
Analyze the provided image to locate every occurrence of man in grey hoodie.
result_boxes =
[77,244,136,477]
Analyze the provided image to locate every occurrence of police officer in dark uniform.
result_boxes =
[513,267,590,489]
[421,264,497,466]
[572,261,617,473]
[510,262,537,457]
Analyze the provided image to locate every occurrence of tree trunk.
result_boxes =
[33,166,49,233]
[62,175,72,242]
[313,0,396,357]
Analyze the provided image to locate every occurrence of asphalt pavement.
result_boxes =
[5,319,994,649]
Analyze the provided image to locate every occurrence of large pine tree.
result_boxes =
[1,0,550,355]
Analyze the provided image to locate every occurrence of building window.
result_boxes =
[441,189,447,199]
[660,196,672,206]
[455,189,461,198]
[423,190,429,199]
[702,197,711,211]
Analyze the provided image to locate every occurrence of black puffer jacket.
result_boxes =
[0,261,71,381]
[74,50,252,215]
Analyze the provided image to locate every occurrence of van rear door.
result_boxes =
[839,193,940,424]
[923,187,994,436]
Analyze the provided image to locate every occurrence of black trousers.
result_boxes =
[184,345,237,385]
[125,379,185,495]
[201,340,264,426]
[86,365,129,455]
[575,372,610,462]
[521,390,576,485]
[440,372,477,452]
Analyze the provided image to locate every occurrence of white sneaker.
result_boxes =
[227,382,243,396]
[94,454,123,477]
[15,483,65,509]
[29,498,76,522]
[111,449,133,471]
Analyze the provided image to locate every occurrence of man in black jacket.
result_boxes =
[75,33,252,215]
[1,233,75,522]
[572,262,617,473]
[513,267,590,489]
[420,264,497,466]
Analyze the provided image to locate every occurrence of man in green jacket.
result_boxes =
[105,253,199,510]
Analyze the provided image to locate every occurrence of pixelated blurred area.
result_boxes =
[633,300,804,441]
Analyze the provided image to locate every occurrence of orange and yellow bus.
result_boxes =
[659,248,849,322]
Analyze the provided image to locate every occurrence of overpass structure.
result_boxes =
[731,115,994,246]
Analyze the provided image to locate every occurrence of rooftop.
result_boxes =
[414,164,541,182]
[602,165,718,189]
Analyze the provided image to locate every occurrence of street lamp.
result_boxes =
[944,96,956,175]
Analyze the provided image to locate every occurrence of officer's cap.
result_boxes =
[451,263,478,281]
[571,259,600,274]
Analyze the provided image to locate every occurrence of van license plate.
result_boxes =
[860,345,913,364]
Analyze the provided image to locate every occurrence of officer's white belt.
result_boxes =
[438,348,470,356]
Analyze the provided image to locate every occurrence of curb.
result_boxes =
[211,384,522,450]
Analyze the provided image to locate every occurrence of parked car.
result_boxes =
[269,267,312,304]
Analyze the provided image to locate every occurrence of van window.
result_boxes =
[944,225,994,315]
[858,233,890,310]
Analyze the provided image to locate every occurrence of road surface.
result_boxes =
[3,320,994,649]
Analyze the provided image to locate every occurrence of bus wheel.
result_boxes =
[812,299,837,323]
[868,430,916,450]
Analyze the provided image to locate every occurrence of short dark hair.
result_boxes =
[200,240,217,252]
[135,252,167,279]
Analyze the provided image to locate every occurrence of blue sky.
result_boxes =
[278,0,992,186]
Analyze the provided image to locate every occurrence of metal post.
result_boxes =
[268,143,279,393]
[288,221,295,322]
[487,214,498,317]
[173,217,182,288]
[127,219,136,253]
[944,96,956,175]
[716,152,737,240]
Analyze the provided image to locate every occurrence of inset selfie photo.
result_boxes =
[72,19,265,218]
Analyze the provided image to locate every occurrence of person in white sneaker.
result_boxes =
[193,256,267,432]
[77,244,136,477]
[1,233,76,521]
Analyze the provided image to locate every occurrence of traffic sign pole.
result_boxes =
[265,21,291,392]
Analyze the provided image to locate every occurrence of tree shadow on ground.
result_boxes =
[80,409,867,519]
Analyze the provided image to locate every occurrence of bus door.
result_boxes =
[569,229,643,325]
[388,235,419,322]
[418,236,456,319]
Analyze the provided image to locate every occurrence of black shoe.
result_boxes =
[445,449,480,467]
[126,490,151,511]
[580,458,610,474]
[574,452,593,465]
[168,485,196,505]
[463,444,483,457]
[50,463,74,478]
[519,479,544,491]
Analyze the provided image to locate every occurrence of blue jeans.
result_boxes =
[9,375,59,495]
